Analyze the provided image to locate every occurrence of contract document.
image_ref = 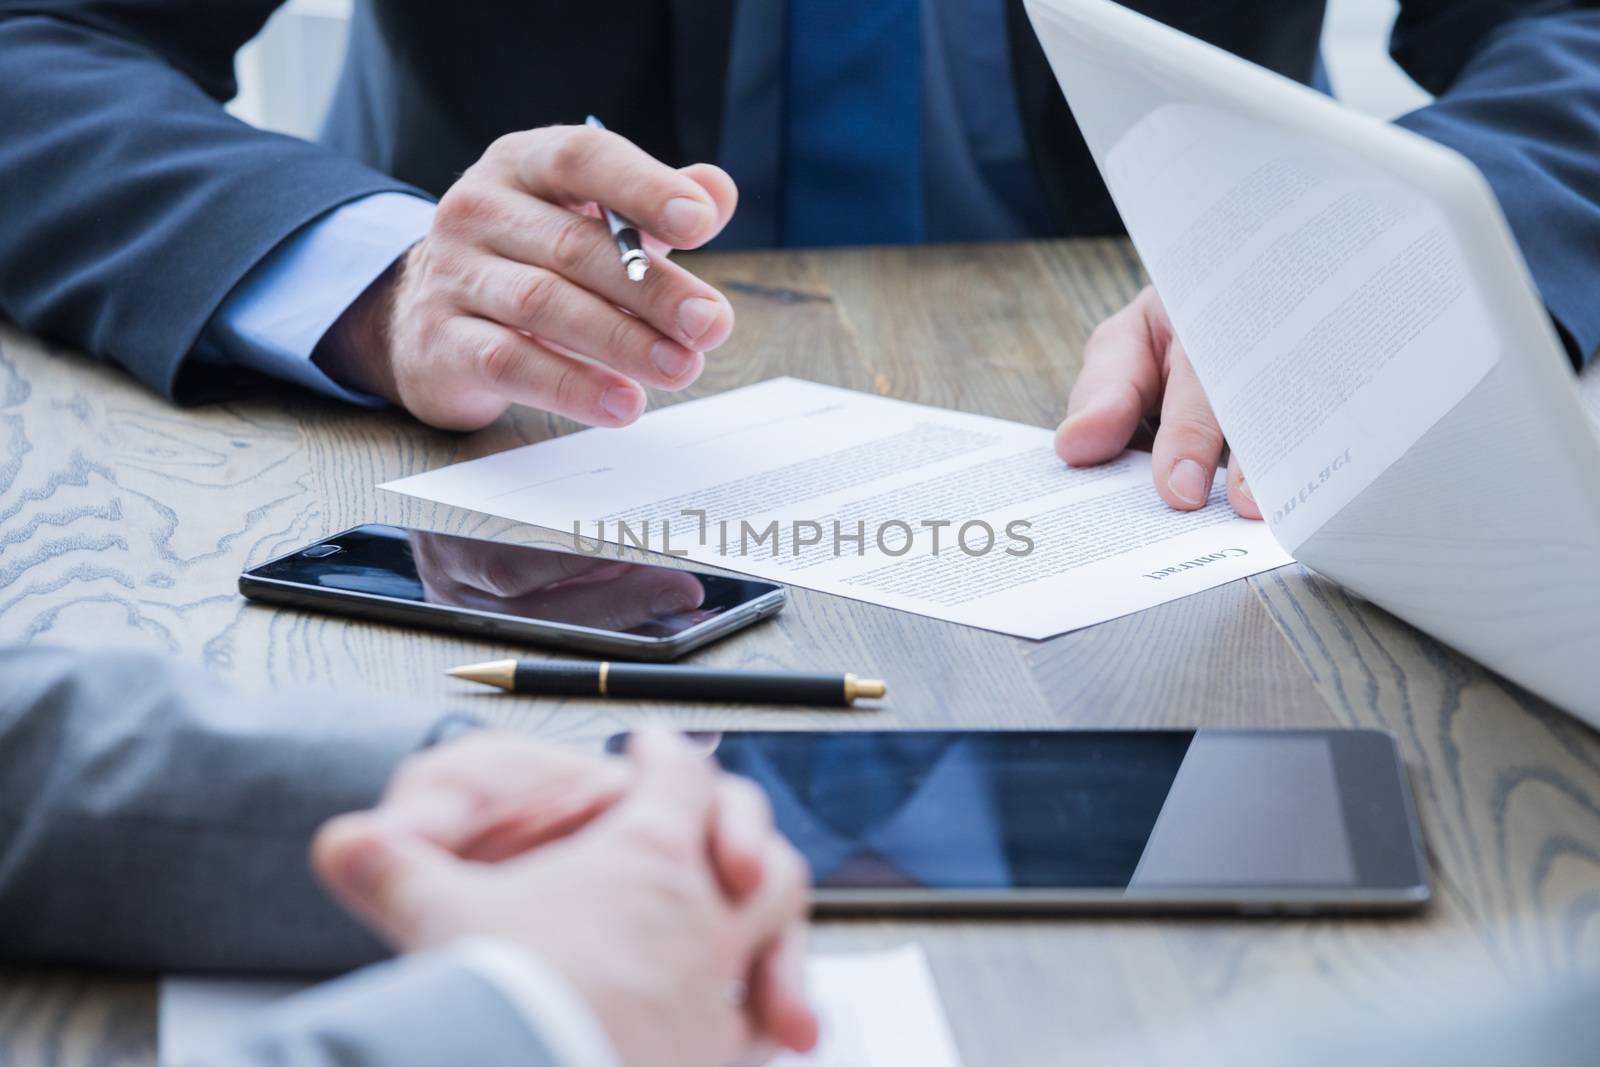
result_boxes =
[159,945,965,1067]
[382,378,1291,639]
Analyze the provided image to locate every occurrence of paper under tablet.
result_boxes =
[159,945,964,1067]
[380,378,1291,640]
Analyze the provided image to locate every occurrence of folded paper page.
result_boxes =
[1022,0,1600,716]
[380,378,1292,640]
[1026,0,1497,552]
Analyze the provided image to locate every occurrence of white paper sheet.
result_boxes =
[380,378,1291,639]
[797,945,964,1067]
[160,945,963,1067]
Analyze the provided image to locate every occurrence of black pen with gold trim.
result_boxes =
[448,660,887,706]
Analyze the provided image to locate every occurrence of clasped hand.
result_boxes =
[313,729,818,1067]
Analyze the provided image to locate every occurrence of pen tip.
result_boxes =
[626,259,648,283]
[446,660,516,688]
[856,679,888,699]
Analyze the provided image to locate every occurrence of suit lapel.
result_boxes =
[668,0,739,164]
[1005,0,1075,234]
[1004,0,1126,235]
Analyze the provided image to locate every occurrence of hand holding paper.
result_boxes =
[1024,0,1600,714]
[1058,285,1262,520]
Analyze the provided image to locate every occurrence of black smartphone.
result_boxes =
[239,524,786,660]
[608,728,1431,915]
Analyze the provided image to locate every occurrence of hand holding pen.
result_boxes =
[312,119,739,433]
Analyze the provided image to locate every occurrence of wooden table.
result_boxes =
[2,239,1598,1065]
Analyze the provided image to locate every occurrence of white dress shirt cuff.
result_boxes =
[448,938,623,1067]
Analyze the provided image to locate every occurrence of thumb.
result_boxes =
[312,812,474,950]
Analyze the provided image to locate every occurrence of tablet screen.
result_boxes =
[635,730,1425,895]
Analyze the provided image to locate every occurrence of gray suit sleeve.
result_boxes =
[0,644,449,974]
[198,953,564,1067]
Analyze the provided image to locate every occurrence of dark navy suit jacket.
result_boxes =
[0,0,1597,401]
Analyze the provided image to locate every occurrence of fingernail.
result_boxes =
[1237,475,1254,502]
[1168,458,1210,506]
[652,587,697,615]
[601,386,643,422]
[661,197,712,243]
[677,297,721,343]
[649,340,693,381]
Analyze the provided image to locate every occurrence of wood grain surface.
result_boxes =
[2,239,1597,1066]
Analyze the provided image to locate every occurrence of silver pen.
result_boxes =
[584,115,650,283]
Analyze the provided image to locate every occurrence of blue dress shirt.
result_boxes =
[197,0,1045,400]
[194,192,437,404]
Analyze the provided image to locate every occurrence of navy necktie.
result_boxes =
[782,0,925,246]
[804,733,950,840]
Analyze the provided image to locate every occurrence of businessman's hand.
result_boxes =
[315,732,818,1067]
[373,731,633,861]
[317,125,738,431]
[1056,285,1261,519]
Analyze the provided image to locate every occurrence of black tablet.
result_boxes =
[609,728,1430,915]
